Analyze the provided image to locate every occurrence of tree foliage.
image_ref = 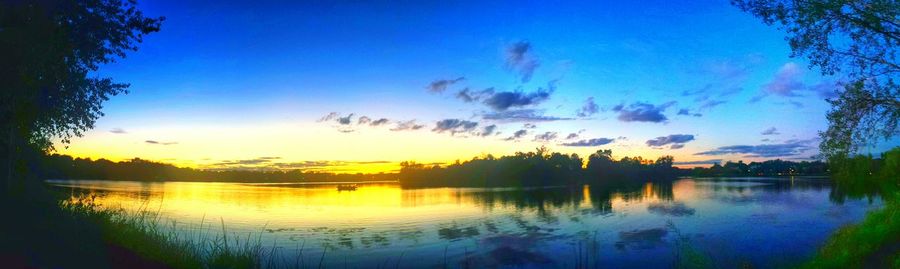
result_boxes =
[733,0,900,157]
[0,0,163,150]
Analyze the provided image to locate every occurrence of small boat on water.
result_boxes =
[336,184,358,191]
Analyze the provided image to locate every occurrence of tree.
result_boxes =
[0,0,163,190]
[733,0,899,158]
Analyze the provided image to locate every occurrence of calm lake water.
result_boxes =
[48,177,881,268]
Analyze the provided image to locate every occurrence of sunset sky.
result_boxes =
[57,0,898,173]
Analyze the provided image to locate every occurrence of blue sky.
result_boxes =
[62,0,898,172]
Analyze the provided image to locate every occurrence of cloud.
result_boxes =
[456,87,495,103]
[699,100,727,109]
[565,133,579,140]
[391,120,425,131]
[810,81,841,99]
[695,139,816,157]
[145,140,177,145]
[751,62,812,102]
[370,118,390,126]
[337,114,354,125]
[560,137,615,147]
[533,131,558,142]
[357,116,371,125]
[612,102,675,123]
[318,112,341,122]
[523,123,537,129]
[673,159,723,165]
[482,84,554,111]
[504,129,528,141]
[646,134,695,149]
[505,41,540,82]
[677,108,702,117]
[426,77,465,93]
[110,128,127,134]
[761,127,780,135]
[432,119,479,135]
[479,124,498,137]
[481,109,572,122]
[576,97,599,117]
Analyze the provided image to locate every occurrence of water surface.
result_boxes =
[49,177,881,268]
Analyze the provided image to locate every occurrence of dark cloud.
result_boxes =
[481,109,572,122]
[533,131,558,142]
[456,87,495,103]
[505,41,540,82]
[504,129,528,141]
[426,77,465,93]
[761,127,780,135]
[337,113,354,125]
[576,97,599,117]
[677,108,702,117]
[523,123,537,129]
[695,139,816,157]
[565,133,579,140]
[318,112,341,122]
[145,140,177,145]
[357,116,371,125]
[646,134,695,149]
[673,159,723,165]
[432,119,479,135]
[110,128,127,134]
[560,138,615,147]
[478,124,498,137]
[391,120,425,131]
[483,85,554,111]
[612,102,675,123]
[370,118,390,126]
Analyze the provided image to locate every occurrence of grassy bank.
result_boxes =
[801,194,900,269]
[59,194,273,268]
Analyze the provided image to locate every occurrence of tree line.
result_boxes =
[38,154,394,183]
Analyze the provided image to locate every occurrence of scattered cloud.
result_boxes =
[478,124,498,137]
[576,97,599,117]
[646,134,695,149]
[426,77,465,93]
[505,41,540,82]
[523,123,537,129]
[145,140,177,145]
[560,138,616,147]
[612,101,675,123]
[432,119,479,135]
[533,131,558,142]
[370,118,390,126]
[110,128,127,134]
[673,159,723,165]
[456,87,495,103]
[565,133,579,140]
[481,109,572,122]
[695,139,816,157]
[391,120,425,131]
[482,84,554,111]
[677,108,702,117]
[504,129,528,141]
[761,127,780,135]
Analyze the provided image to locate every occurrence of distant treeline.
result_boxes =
[687,159,829,177]
[399,148,679,188]
[37,154,395,183]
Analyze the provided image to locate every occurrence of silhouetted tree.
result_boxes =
[733,0,900,158]
[0,0,163,191]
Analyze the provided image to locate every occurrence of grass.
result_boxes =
[801,192,900,269]
[58,193,286,269]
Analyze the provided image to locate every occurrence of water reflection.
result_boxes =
[48,177,882,268]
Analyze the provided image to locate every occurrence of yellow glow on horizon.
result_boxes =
[57,122,691,174]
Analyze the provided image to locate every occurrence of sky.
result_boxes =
[58,0,899,173]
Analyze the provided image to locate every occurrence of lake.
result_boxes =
[48,177,882,268]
